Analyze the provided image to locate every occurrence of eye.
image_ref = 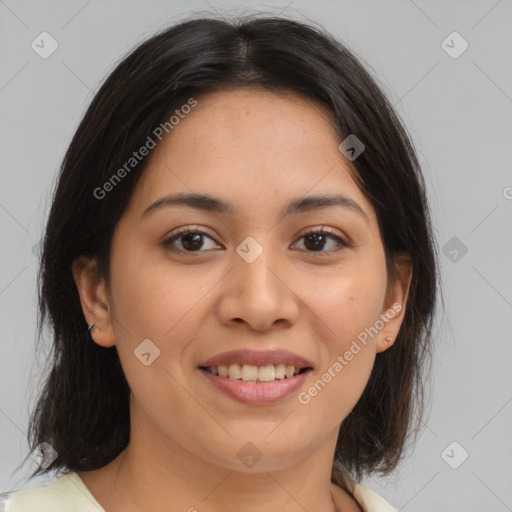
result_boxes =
[292,227,350,255]
[161,226,350,255]
[161,227,222,253]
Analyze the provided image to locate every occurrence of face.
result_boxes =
[74,88,411,473]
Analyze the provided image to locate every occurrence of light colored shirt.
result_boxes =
[0,471,397,511]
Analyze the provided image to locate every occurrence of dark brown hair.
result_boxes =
[18,13,440,488]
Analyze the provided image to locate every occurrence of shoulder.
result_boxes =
[351,482,398,512]
[0,472,104,512]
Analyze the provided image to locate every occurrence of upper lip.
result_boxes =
[198,349,314,369]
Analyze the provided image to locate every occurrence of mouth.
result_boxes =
[198,363,313,383]
[197,349,314,405]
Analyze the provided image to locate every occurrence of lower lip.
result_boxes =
[198,368,311,405]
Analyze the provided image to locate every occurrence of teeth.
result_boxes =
[228,363,242,380]
[205,363,307,382]
[241,364,258,381]
[275,364,286,379]
[258,365,275,382]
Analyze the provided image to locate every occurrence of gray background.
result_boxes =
[1,1,511,510]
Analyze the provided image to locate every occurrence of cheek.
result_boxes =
[304,256,387,342]
[107,254,212,417]
[299,324,377,427]
[109,240,214,339]
[295,256,385,417]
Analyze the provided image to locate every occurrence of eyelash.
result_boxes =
[161,226,350,256]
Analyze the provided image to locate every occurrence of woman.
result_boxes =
[1,13,439,512]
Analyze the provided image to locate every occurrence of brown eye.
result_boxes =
[162,228,221,253]
[303,232,328,251]
[294,229,349,254]
[180,232,204,251]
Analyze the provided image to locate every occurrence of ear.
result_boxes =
[376,252,413,353]
[71,256,116,348]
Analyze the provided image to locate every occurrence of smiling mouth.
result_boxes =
[198,363,313,384]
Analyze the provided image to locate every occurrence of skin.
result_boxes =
[72,88,412,512]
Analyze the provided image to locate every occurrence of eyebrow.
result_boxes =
[141,192,369,224]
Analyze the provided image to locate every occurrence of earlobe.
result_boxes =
[71,256,116,348]
[377,253,412,353]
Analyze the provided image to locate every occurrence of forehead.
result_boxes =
[127,88,377,225]
[164,87,341,160]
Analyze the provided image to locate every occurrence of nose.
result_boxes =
[216,245,300,332]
